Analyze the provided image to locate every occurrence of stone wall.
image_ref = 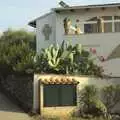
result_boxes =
[0,74,33,112]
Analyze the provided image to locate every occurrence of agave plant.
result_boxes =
[42,41,83,73]
[36,40,103,77]
[43,44,61,71]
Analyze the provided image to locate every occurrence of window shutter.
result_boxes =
[60,85,76,106]
[44,85,59,106]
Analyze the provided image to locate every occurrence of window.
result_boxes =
[44,85,77,107]
[102,16,112,20]
[64,16,120,35]
[84,17,97,33]
[114,16,120,32]
[84,16,113,33]
[115,22,120,32]
[102,16,112,33]
[114,16,120,20]
[104,23,112,33]
[84,23,97,33]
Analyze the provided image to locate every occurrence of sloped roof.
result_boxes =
[28,12,53,28]
[29,3,120,28]
[53,3,120,12]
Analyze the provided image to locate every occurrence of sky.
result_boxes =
[0,0,120,32]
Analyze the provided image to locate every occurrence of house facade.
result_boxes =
[29,3,120,116]
[29,3,120,77]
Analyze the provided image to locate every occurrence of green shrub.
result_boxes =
[89,98,107,115]
[102,85,120,113]
[80,85,107,116]
[35,41,103,77]
[31,115,111,120]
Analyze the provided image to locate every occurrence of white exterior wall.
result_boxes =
[36,7,120,76]
[64,33,120,77]
[55,7,120,77]
[36,13,56,53]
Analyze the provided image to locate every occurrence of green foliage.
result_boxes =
[102,85,120,113]
[35,41,103,77]
[90,99,107,115]
[69,116,110,120]
[0,29,36,50]
[0,29,103,77]
[80,85,98,109]
[31,115,110,120]
[42,45,61,70]
[0,29,36,76]
[80,85,107,116]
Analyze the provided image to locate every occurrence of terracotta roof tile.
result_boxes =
[40,77,79,85]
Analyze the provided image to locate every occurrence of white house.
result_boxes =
[29,3,120,77]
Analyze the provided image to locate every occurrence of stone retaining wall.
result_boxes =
[0,74,33,112]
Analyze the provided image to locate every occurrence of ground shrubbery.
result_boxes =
[31,115,109,120]
[102,85,120,113]
[0,29,36,80]
[71,84,120,120]
[79,85,107,117]
[0,29,35,112]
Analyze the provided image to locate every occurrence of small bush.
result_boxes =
[102,85,120,113]
[80,85,107,116]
